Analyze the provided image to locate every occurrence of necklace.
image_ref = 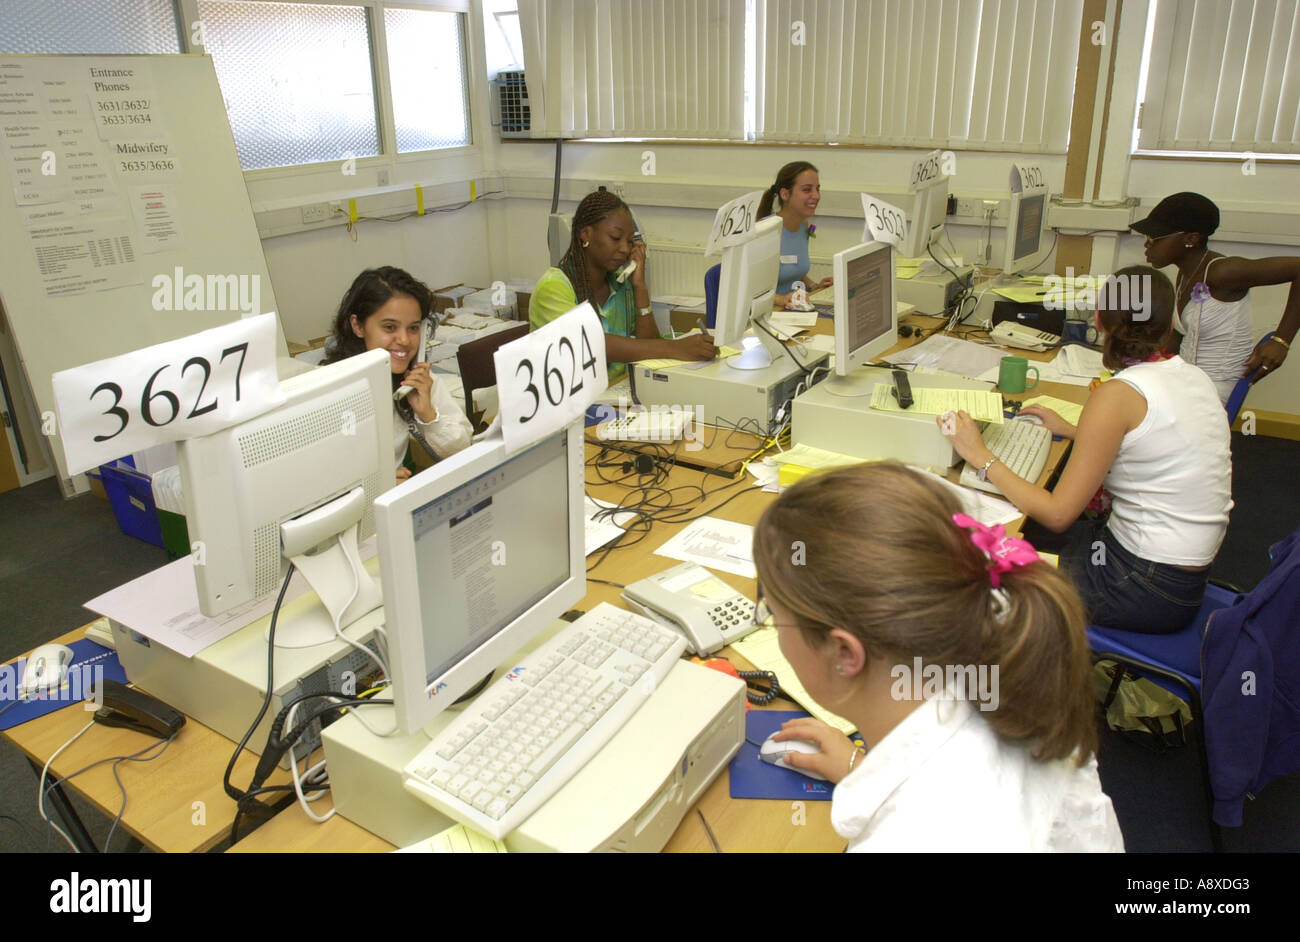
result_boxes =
[1175,249,1210,309]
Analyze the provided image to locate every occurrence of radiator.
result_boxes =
[645,240,834,299]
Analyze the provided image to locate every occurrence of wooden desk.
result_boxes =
[0,628,295,853]
[17,328,1092,854]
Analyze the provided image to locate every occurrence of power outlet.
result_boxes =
[608,180,625,198]
[300,202,332,224]
[954,197,999,221]
[377,169,390,187]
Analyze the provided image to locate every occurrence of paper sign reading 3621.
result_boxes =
[494,303,607,455]
[52,313,285,475]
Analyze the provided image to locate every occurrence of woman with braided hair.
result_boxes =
[530,190,715,378]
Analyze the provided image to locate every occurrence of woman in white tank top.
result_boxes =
[1131,193,1299,400]
[938,266,1233,634]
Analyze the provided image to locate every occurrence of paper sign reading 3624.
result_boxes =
[52,313,285,475]
[494,303,607,454]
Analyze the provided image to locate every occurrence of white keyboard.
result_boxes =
[960,418,1052,494]
[596,408,692,443]
[402,603,688,839]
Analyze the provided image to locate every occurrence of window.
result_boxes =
[0,0,182,54]
[1136,0,1300,157]
[386,7,472,153]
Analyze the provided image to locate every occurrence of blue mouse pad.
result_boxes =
[0,640,128,732]
[729,710,834,801]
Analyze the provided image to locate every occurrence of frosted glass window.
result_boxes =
[385,7,472,152]
[198,0,380,170]
[0,0,182,54]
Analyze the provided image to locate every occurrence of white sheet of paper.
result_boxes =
[731,626,856,736]
[912,466,1022,527]
[654,515,757,580]
[583,496,637,556]
[884,334,1006,380]
[83,537,379,658]
[26,214,141,297]
[128,184,183,253]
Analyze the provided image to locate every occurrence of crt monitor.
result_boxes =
[1002,175,1047,276]
[901,150,951,260]
[825,241,897,396]
[374,422,586,736]
[713,214,783,369]
[177,348,394,645]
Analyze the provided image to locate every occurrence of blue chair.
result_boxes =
[704,263,721,329]
[1225,331,1275,425]
[1088,582,1241,852]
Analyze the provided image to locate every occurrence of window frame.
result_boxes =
[176,0,482,180]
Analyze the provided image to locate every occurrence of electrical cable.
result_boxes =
[38,719,94,852]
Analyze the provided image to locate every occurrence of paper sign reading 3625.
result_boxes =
[52,313,285,475]
[494,303,607,455]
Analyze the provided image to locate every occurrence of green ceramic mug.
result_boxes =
[999,355,1039,394]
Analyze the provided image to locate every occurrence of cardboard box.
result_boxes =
[433,284,479,315]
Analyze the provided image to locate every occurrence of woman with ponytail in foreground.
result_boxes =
[939,266,1232,634]
[753,462,1124,852]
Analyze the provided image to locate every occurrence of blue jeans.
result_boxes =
[1058,519,1210,634]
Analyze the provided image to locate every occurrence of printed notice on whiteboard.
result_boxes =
[129,184,184,253]
[26,214,140,297]
[88,62,159,140]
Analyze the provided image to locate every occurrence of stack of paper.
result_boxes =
[869,384,1005,424]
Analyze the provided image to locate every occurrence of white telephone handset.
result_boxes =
[393,317,435,400]
[621,562,757,655]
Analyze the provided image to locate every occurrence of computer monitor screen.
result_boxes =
[713,215,782,349]
[178,347,394,622]
[833,242,896,376]
[901,151,951,259]
[374,423,585,735]
[1003,191,1046,275]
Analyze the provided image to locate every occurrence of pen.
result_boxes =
[696,318,711,338]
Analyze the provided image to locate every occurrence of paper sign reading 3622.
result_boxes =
[52,313,285,475]
[494,303,607,454]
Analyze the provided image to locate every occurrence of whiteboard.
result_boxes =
[0,54,285,486]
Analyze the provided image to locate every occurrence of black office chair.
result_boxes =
[455,324,529,432]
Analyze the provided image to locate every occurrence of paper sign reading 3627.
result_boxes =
[494,303,607,455]
[704,190,764,258]
[861,193,908,248]
[52,313,285,475]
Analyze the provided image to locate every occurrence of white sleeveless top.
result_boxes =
[1106,357,1232,566]
[1174,259,1254,404]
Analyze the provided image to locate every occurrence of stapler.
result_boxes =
[93,680,186,740]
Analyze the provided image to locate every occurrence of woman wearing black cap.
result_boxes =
[1133,192,1298,402]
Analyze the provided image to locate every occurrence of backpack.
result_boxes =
[1093,659,1194,748]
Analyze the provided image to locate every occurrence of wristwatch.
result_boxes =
[638,306,653,318]
[977,456,998,482]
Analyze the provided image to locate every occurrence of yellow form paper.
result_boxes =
[732,627,856,736]
[396,823,507,853]
[870,384,1005,424]
[635,344,741,371]
[1022,394,1084,426]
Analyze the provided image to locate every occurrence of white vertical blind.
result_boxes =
[517,0,748,138]
[1140,0,1300,153]
[754,0,1082,151]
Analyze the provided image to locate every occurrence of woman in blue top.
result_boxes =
[531,190,715,378]
[757,161,833,309]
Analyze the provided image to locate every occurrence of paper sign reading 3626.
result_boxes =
[861,193,908,248]
[704,190,764,258]
[52,313,285,475]
[494,303,607,454]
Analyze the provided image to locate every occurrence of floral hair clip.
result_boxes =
[952,514,1040,589]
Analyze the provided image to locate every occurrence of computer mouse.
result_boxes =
[20,643,74,700]
[759,733,829,781]
[1013,413,1045,425]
